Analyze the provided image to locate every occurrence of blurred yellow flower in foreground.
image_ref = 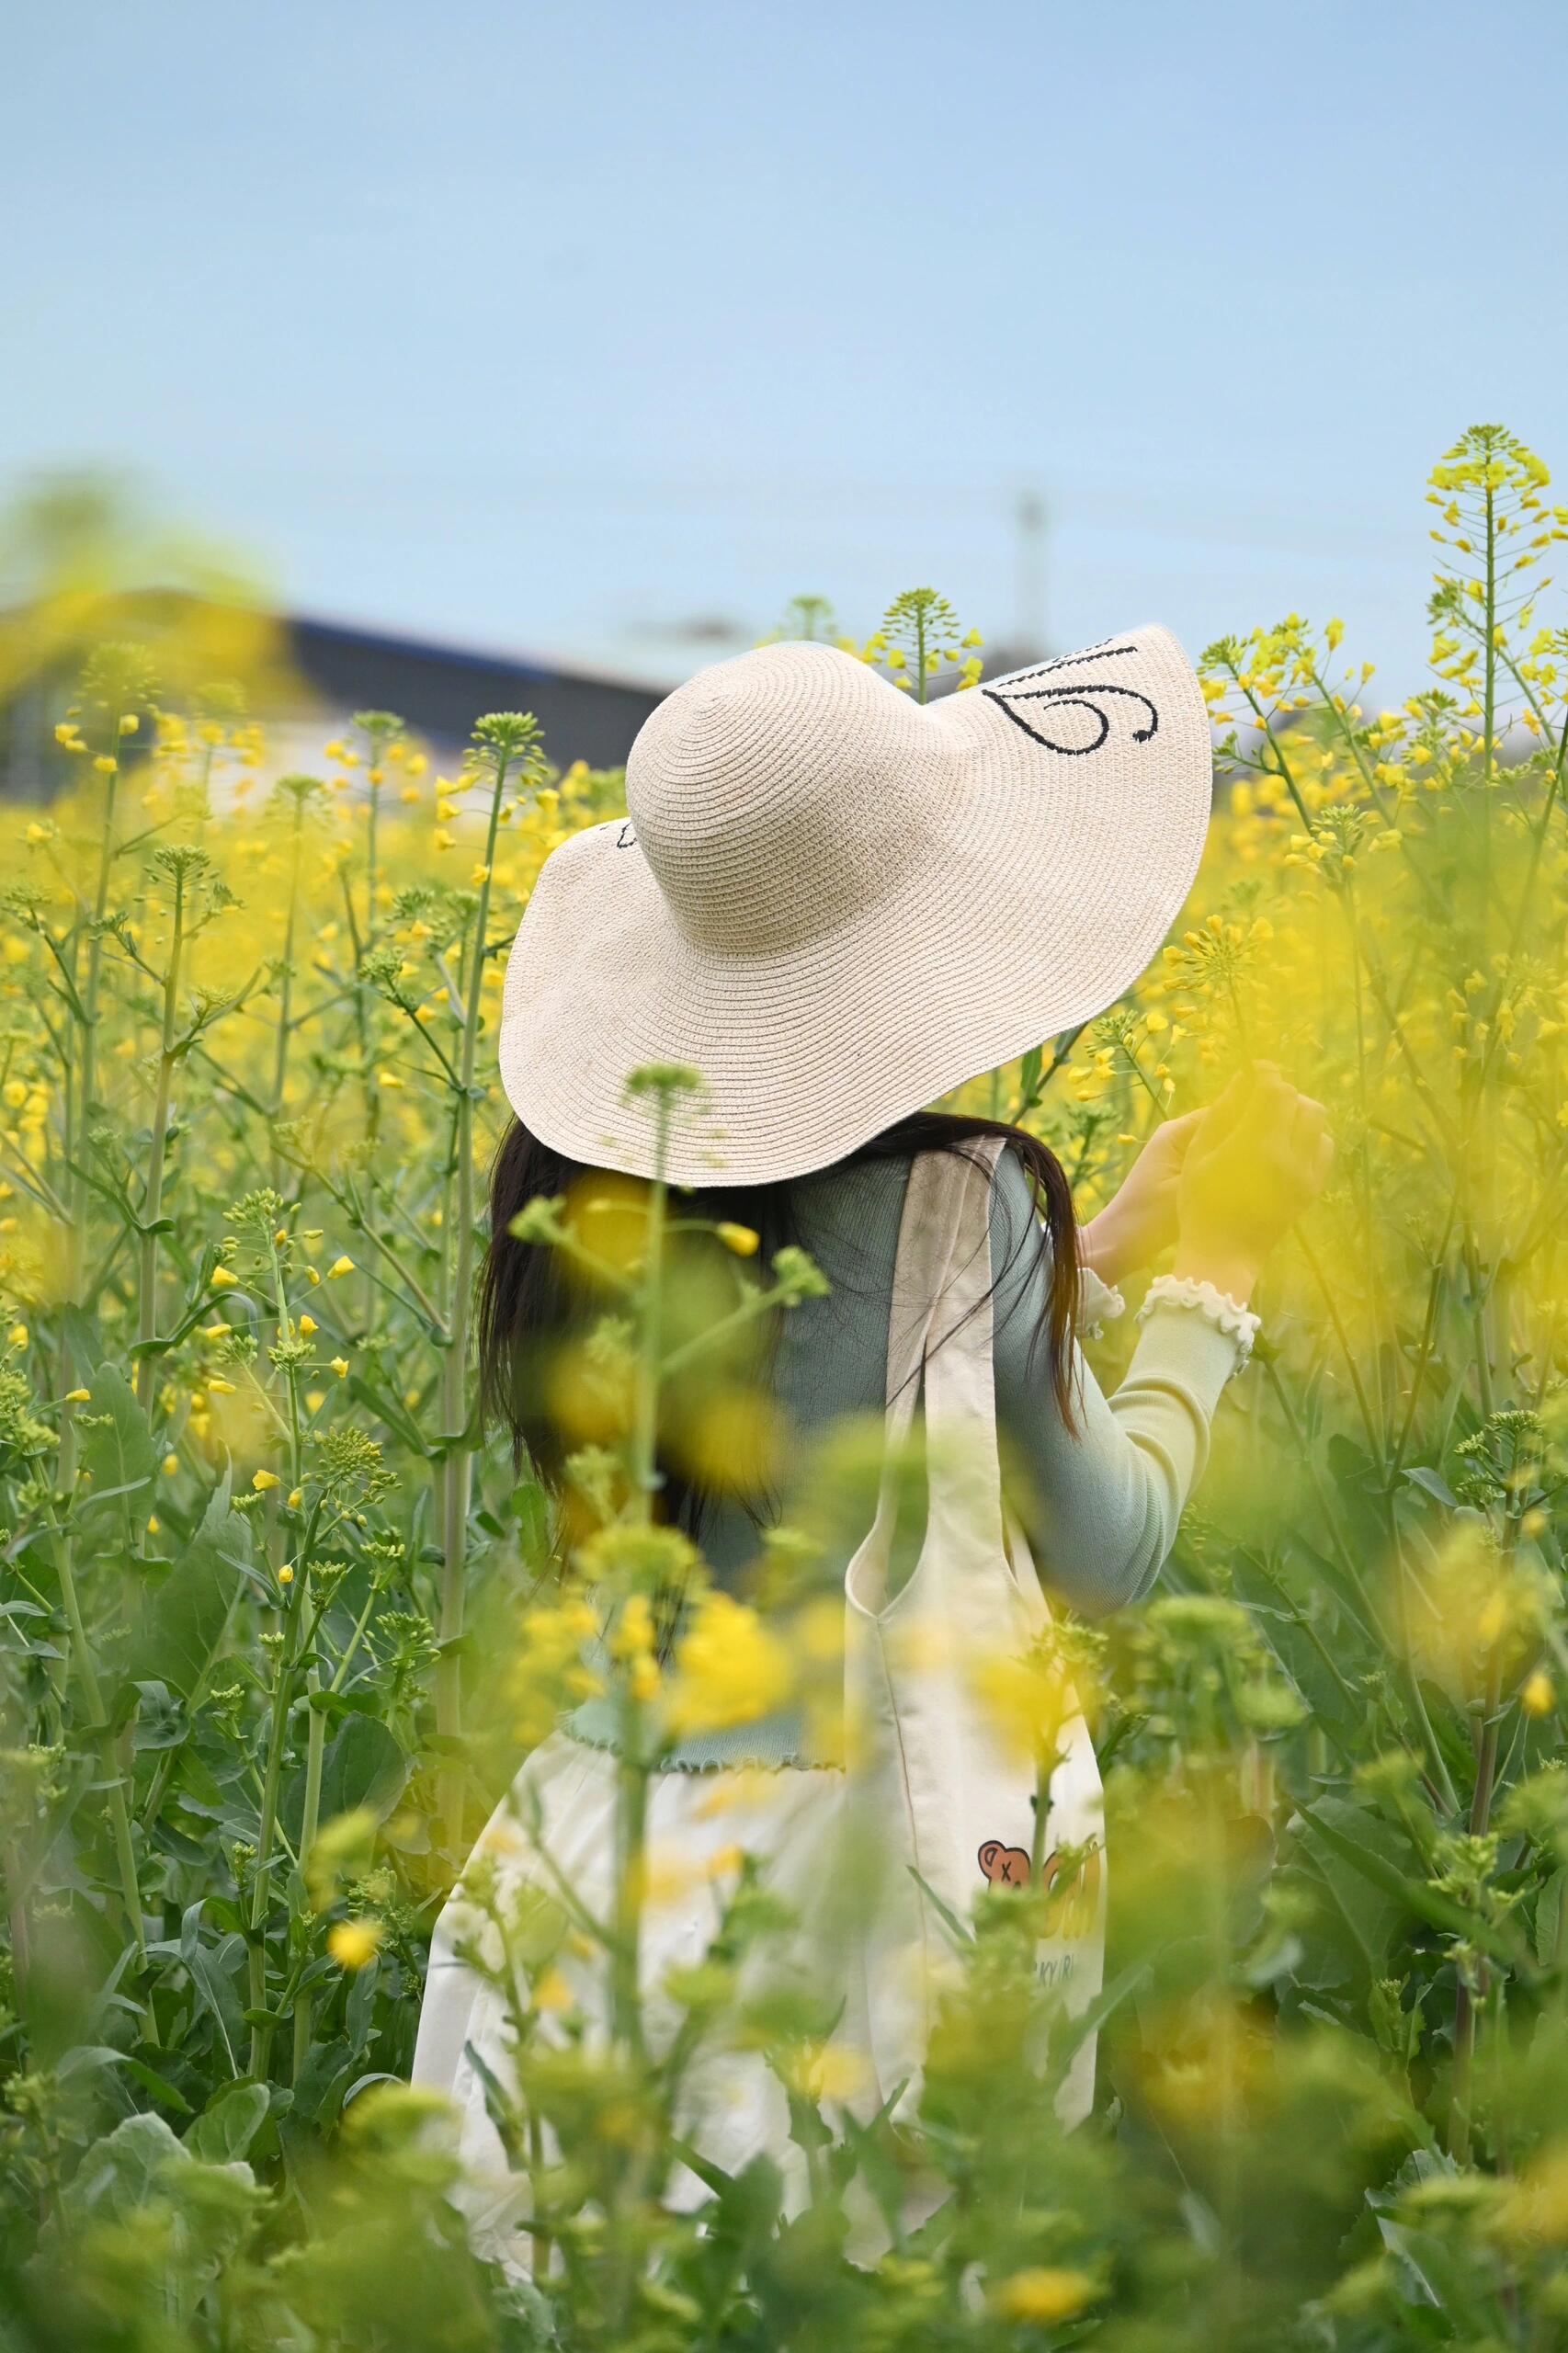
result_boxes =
[990,2268,1098,2324]
[1494,2141,1568,2245]
[781,2038,872,2105]
[665,1591,793,1736]
[970,1638,1090,1767]
[1522,1670,1556,1717]
[328,1918,382,1972]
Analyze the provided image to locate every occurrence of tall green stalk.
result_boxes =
[135,858,191,1415]
[435,713,543,1853]
[58,695,148,1961]
[269,777,317,1189]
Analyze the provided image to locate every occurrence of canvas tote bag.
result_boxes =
[843,1136,1107,2128]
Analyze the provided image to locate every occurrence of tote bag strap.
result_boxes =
[878,1136,1011,1551]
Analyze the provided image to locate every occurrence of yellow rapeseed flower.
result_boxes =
[252,1469,280,1492]
[716,1221,760,1256]
[665,1593,793,1736]
[329,1918,382,1971]
[64,1386,91,1404]
[326,1255,355,1279]
[991,2268,1098,2325]
[531,1964,574,2014]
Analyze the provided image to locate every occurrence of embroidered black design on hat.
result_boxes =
[615,821,638,847]
[1001,640,1139,688]
[984,678,1159,756]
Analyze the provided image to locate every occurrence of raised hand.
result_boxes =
[1172,1063,1334,1302]
[1078,1109,1204,1287]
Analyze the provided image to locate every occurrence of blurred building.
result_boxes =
[2,587,1077,801]
[280,613,663,772]
[0,601,665,799]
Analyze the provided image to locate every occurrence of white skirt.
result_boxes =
[412,1732,869,2271]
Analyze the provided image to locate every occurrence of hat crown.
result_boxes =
[626,642,946,953]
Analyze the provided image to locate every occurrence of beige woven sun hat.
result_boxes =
[498,627,1211,1186]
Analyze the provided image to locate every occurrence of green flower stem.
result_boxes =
[74,748,119,1283]
[270,793,306,1189]
[435,733,521,1852]
[290,1665,326,2084]
[1294,1226,1381,1464]
[610,1077,678,2072]
[1449,1649,1506,2165]
[1339,871,1392,1439]
[54,740,124,1813]
[631,1106,672,1521]
[40,736,139,1980]
[134,866,187,1415]
[248,1592,305,2077]
[610,1719,650,2061]
[40,1427,148,1961]
[657,1277,789,1381]
[1387,1212,1457,1489]
[1482,477,1497,916]
[1461,1225,1496,1423]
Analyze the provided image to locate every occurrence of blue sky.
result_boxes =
[7,0,1566,696]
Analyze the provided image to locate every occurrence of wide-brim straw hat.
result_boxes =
[499,628,1210,1186]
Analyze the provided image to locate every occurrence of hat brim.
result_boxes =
[498,623,1210,1186]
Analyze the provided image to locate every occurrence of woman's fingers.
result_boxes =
[1156,1108,1205,1163]
[1233,1063,1295,1151]
[1190,1068,1255,1153]
[1289,1093,1330,1154]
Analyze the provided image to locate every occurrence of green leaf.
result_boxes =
[284,1715,409,1843]
[180,1902,245,2076]
[185,2081,269,2164]
[509,1476,551,1568]
[346,1370,431,1456]
[55,2043,194,2115]
[1298,1800,1521,1967]
[907,1863,974,1949]
[128,1474,251,1699]
[1403,1464,1459,1510]
[77,1364,158,1541]
[322,1714,408,1823]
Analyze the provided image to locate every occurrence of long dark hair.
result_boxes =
[477,1108,1079,1542]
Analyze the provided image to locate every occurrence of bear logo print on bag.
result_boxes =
[978,1839,1103,1930]
[977,1839,1033,1888]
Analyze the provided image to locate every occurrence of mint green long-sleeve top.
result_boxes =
[564,1142,1248,1771]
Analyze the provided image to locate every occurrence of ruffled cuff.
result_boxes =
[1078,1265,1126,1339]
[1137,1274,1260,1370]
